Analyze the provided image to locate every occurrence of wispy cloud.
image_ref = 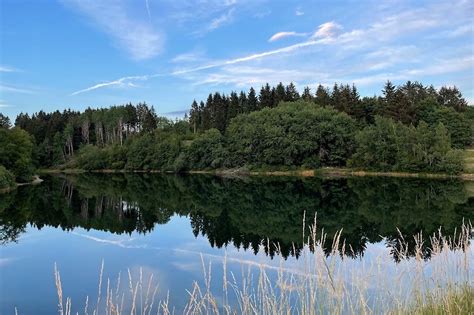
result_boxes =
[187,66,320,87]
[61,0,164,60]
[72,1,474,96]
[171,52,205,63]
[0,84,34,94]
[312,21,343,39]
[197,8,235,35]
[295,8,304,16]
[268,31,307,42]
[71,73,165,95]
[0,65,20,72]
[145,0,151,19]
[72,38,327,94]
[0,100,14,108]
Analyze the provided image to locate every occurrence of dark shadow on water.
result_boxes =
[0,173,472,261]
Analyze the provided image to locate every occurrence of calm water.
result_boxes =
[0,174,473,314]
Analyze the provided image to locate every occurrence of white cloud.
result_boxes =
[61,0,164,60]
[0,84,34,94]
[0,100,13,108]
[295,8,304,16]
[198,8,235,34]
[72,1,474,95]
[171,50,207,63]
[268,31,307,42]
[188,66,321,87]
[312,22,343,39]
[444,24,473,38]
[71,73,165,95]
[0,65,20,72]
[72,37,328,94]
[332,55,473,87]
[145,0,151,19]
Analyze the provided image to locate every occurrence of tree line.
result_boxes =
[0,80,472,187]
[189,81,471,146]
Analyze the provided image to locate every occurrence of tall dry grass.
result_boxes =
[51,217,473,315]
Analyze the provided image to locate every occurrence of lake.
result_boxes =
[0,174,473,314]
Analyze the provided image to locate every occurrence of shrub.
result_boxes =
[0,165,15,189]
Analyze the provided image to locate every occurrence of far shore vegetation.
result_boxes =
[1,81,473,190]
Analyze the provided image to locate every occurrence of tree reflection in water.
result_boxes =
[0,174,472,261]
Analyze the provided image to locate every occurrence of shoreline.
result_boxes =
[39,168,474,181]
[0,175,44,194]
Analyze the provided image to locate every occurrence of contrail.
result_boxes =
[71,38,327,96]
[145,0,151,20]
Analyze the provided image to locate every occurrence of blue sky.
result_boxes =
[0,0,473,120]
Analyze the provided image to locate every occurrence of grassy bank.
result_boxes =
[46,221,473,314]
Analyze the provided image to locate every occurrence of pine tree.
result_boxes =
[437,86,468,112]
[274,82,286,106]
[227,91,240,124]
[0,113,11,129]
[247,87,258,112]
[259,83,274,109]
[315,85,330,106]
[189,100,199,134]
[199,101,208,130]
[301,87,313,102]
[285,82,300,101]
[238,91,247,113]
[330,83,341,108]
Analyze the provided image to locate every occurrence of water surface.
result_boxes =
[0,174,472,313]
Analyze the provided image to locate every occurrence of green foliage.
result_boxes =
[419,106,472,148]
[0,165,15,189]
[0,113,11,129]
[226,101,356,168]
[186,129,227,169]
[0,127,34,182]
[12,81,473,174]
[350,117,463,174]
[75,144,128,170]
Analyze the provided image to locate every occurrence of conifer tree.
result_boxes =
[274,82,286,106]
[247,87,258,112]
[259,83,274,109]
[315,85,330,107]
[0,113,11,129]
[285,82,300,101]
[189,100,199,134]
[301,87,313,101]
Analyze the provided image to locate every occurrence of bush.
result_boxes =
[0,128,34,182]
[0,165,15,189]
[349,117,463,174]
[185,129,227,169]
[226,101,357,168]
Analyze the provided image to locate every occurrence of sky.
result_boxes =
[0,0,473,120]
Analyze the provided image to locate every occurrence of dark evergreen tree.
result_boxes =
[0,113,11,129]
[247,87,258,112]
[301,87,313,102]
[285,82,300,101]
[274,82,286,106]
[259,83,274,109]
[314,85,331,107]
[189,100,200,134]
[437,86,468,112]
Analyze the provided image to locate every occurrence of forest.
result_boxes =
[0,80,473,188]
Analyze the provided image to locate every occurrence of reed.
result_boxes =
[50,218,472,315]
